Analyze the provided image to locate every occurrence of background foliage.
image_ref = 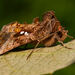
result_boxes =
[0,0,75,75]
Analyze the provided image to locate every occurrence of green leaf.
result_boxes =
[0,40,75,75]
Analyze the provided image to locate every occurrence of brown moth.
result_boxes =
[0,11,73,59]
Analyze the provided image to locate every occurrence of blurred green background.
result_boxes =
[0,0,75,75]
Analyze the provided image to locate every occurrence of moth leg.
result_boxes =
[67,35,74,39]
[56,34,71,49]
[27,37,47,60]
[34,41,40,48]
[26,41,40,60]
[26,49,34,60]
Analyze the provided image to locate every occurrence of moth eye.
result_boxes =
[24,32,29,35]
[20,31,24,34]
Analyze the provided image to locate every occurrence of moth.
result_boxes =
[0,11,73,59]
